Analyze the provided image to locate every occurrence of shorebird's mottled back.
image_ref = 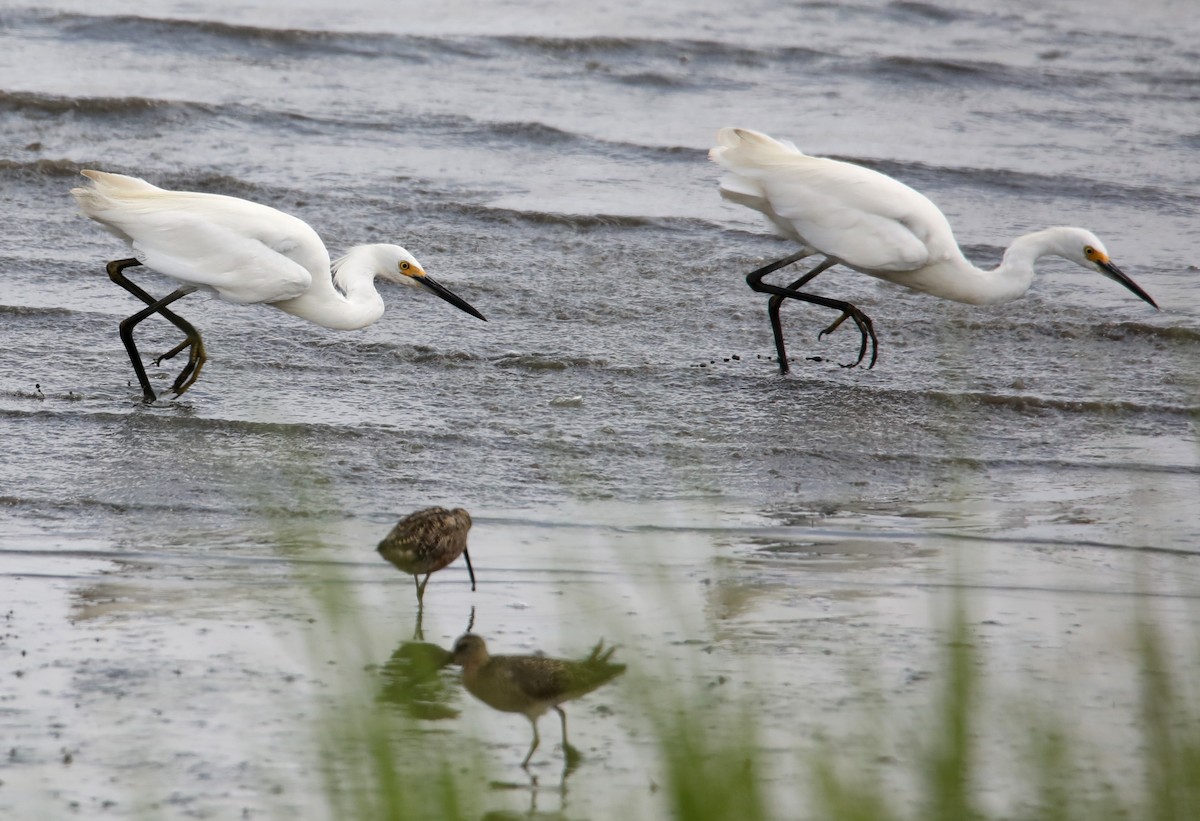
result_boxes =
[451,633,625,769]
[377,506,475,603]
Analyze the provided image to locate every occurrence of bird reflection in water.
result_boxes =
[376,638,459,721]
[451,633,626,775]
[376,609,476,720]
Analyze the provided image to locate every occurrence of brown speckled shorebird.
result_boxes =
[377,507,475,604]
[451,633,626,769]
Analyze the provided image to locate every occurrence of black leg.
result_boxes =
[159,331,207,397]
[462,547,476,592]
[117,285,199,402]
[106,259,208,396]
[743,250,813,289]
[746,254,878,372]
[745,251,809,373]
[766,258,838,372]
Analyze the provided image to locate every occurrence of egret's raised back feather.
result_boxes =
[711,127,951,276]
[73,170,324,305]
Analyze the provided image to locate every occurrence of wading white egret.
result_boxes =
[709,128,1158,373]
[72,170,486,402]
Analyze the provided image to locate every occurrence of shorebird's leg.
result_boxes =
[107,259,206,395]
[766,257,838,372]
[412,602,425,642]
[742,249,812,289]
[816,306,877,369]
[747,255,877,372]
[115,284,200,403]
[557,705,582,770]
[154,338,192,364]
[160,333,208,396]
[166,337,207,396]
[556,706,570,750]
[744,251,807,373]
[521,718,541,769]
[817,305,877,370]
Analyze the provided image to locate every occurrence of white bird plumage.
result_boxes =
[72,169,485,401]
[709,127,1158,372]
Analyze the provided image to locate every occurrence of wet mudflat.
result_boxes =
[5,498,1198,818]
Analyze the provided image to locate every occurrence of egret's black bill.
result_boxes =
[418,274,487,321]
[1099,259,1158,309]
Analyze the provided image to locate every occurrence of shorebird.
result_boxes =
[709,127,1158,372]
[377,507,476,604]
[71,170,485,402]
[451,633,626,769]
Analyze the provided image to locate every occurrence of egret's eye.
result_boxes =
[399,260,411,272]
[1084,246,1097,258]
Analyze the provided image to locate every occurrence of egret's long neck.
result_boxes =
[919,229,1058,306]
[977,229,1070,306]
[271,246,386,330]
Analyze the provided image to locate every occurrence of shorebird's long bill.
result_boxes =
[1098,259,1158,309]
[417,274,487,321]
[462,547,476,592]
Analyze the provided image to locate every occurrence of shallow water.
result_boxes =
[2,0,1199,818]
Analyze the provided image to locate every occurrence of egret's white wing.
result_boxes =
[73,171,320,304]
[716,174,767,211]
[710,128,951,273]
[717,174,811,245]
[131,214,314,304]
[758,158,940,273]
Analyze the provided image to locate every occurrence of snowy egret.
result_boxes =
[377,506,476,604]
[71,170,486,401]
[709,128,1159,373]
[451,634,625,770]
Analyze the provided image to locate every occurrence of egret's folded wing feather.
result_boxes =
[73,170,321,304]
[717,174,818,247]
[710,129,950,273]
[716,174,767,210]
[760,160,938,273]
[131,215,314,304]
